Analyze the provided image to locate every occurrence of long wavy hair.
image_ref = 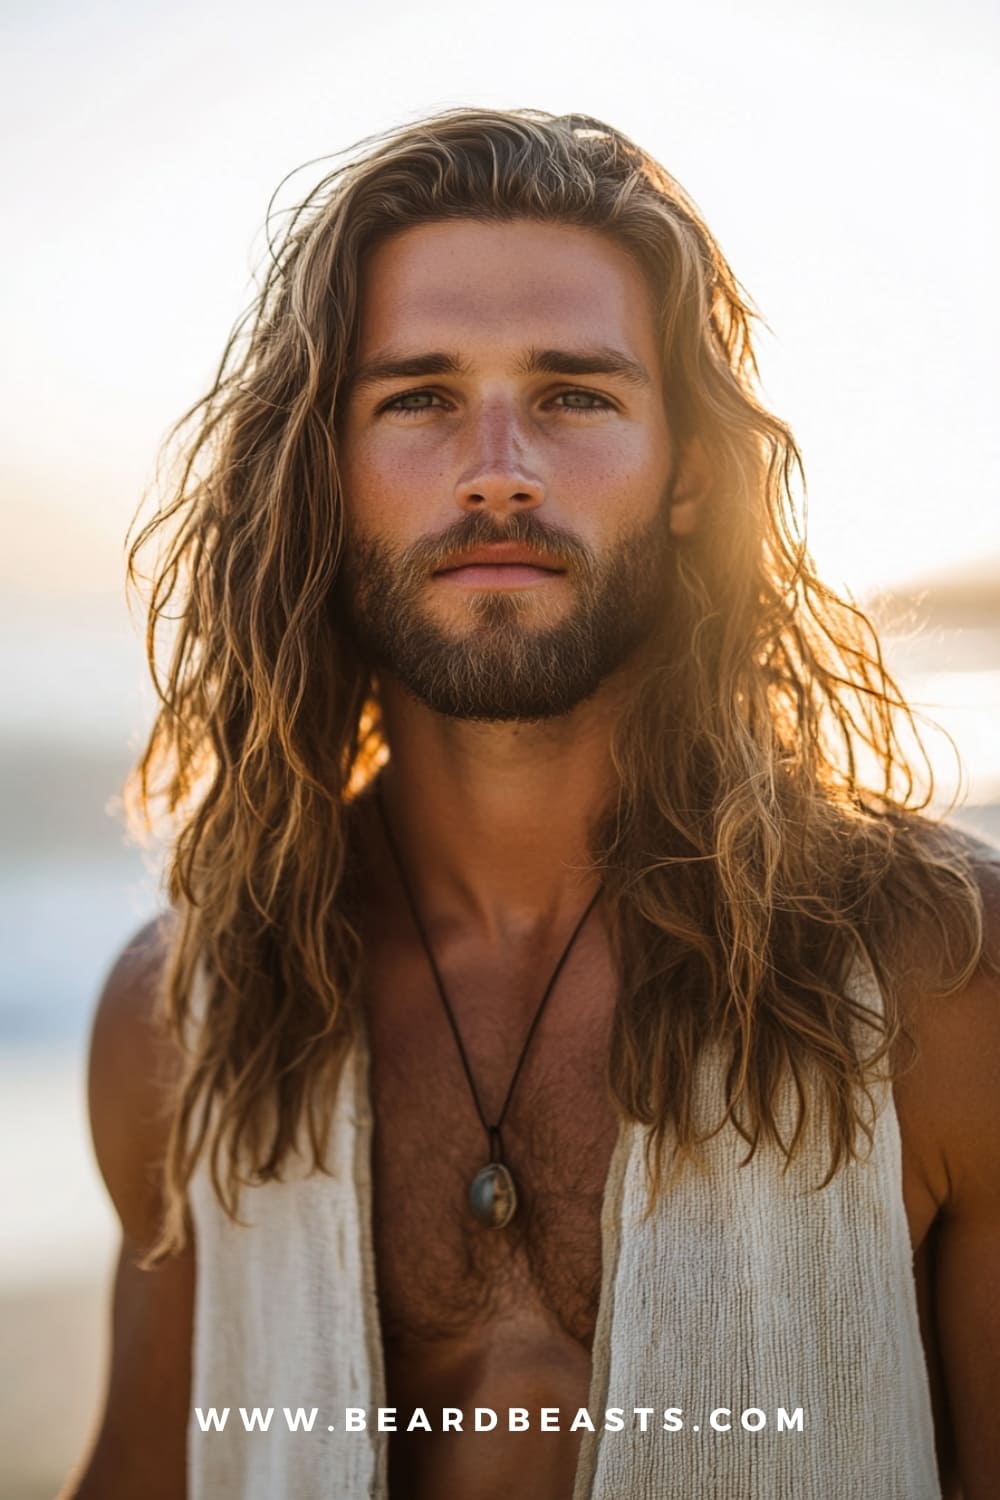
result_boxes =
[127,107,985,1259]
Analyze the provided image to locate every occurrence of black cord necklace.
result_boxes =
[375,784,602,1230]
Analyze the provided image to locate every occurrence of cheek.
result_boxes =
[554,426,671,526]
[340,428,449,536]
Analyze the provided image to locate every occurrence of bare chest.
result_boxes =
[362,934,951,1477]
[365,929,620,1357]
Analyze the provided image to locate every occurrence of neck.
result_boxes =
[374,672,631,942]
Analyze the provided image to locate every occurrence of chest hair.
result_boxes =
[365,931,620,1349]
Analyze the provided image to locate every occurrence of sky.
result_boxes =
[1,0,997,625]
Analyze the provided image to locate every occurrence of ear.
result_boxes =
[668,436,712,537]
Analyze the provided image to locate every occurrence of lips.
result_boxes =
[433,543,566,575]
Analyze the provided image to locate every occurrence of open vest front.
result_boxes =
[186,957,942,1500]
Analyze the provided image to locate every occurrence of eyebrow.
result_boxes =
[347,345,652,393]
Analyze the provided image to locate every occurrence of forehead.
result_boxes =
[354,218,659,360]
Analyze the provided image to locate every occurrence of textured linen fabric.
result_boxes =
[186,957,941,1500]
[186,1015,388,1500]
[572,956,942,1500]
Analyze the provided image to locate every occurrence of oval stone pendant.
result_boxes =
[468,1162,518,1229]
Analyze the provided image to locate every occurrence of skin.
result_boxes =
[61,221,1000,1499]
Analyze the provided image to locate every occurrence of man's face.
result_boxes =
[337,218,677,721]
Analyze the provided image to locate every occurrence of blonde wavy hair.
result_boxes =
[127,107,985,1259]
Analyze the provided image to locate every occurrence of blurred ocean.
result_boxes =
[0,611,165,1059]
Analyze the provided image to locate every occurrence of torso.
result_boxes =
[362,894,959,1500]
[364,881,619,1500]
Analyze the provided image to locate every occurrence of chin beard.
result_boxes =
[339,506,673,723]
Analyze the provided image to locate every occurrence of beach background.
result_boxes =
[2,0,997,1495]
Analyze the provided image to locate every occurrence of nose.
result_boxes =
[453,400,545,518]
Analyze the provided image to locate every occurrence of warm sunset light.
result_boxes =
[1,3,997,1497]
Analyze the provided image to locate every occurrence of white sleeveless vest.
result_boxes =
[186,956,942,1499]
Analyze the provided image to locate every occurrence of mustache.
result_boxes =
[398,510,595,574]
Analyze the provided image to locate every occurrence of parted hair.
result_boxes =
[126,107,985,1259]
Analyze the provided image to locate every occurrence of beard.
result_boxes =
[338,500,673,723]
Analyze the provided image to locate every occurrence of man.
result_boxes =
[63,109,999,1499]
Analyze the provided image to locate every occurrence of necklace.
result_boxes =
[375,785,602,1230]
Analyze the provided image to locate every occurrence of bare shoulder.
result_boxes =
[58,913,195,1500]
[892,835,1000,1217]
[892,834,1000,1495]
[88,910,185,1250]
[932,843,1000,1207]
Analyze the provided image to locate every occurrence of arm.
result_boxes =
[57,915,194,1500]
[907,859,1000,1499]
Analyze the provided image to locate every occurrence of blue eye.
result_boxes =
[556,390,613,413]
[382,391,445,415]
[378,387,614,418]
